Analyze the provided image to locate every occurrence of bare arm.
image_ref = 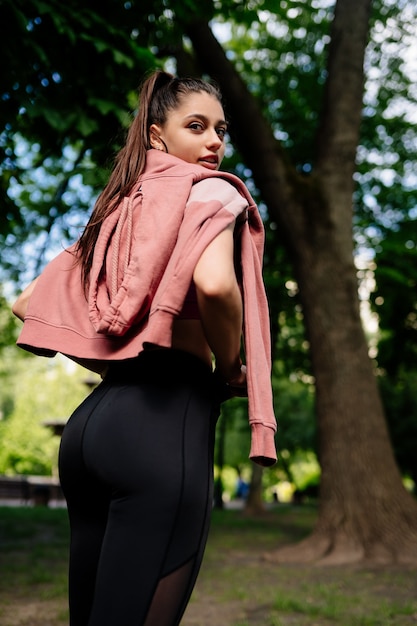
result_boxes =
[193,222,246,388]
[12,277,40,321]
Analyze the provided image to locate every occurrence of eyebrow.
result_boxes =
[184,113,228,127]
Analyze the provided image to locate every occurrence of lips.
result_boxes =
[199,155,219,169]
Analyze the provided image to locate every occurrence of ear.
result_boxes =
[149,124,164,150]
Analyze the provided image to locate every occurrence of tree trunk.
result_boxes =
[185,0,417,563]
[244,463,265,516]
[289,217,417,564]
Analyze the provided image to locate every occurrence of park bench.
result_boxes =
[0,475,65,506]
[0,475,30,504]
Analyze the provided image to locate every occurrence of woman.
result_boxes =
[13,70,276,625]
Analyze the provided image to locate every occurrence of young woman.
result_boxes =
[13,70,276,626]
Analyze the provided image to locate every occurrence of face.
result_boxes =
[149,92,227,170]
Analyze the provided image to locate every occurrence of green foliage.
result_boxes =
[355,0,417,236]
[4,1,416,275]
[208,0,417,490]
[0,290,20,351]
[378,371,417,488]
[219,397,252,467]
[1,0,417,484]
[213,0,331,169]
[1,0,158,278]
[0,352,91,476]
[370,218,417,485]
[1,1,156,156]
[273,376,316,453]
[0,295,27,425]
[271,376,318,491]
[371,219,417,375]
[0,413,58,476]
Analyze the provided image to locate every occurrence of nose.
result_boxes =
[207,127,222,150]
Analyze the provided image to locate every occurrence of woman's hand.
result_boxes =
[226,363,247,398]
[215,363,247,400]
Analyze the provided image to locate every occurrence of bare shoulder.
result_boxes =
[190,177,247,207]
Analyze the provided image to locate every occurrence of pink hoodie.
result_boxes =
[17,150,277,465]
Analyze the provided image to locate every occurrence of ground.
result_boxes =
[1,505,417,625]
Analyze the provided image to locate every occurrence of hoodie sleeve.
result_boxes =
[240,205,278,466]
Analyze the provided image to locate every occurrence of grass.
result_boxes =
[0,506,70,625]
[1,504,417,625]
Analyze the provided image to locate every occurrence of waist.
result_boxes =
[171,319,212,365]
[105,348,213,385]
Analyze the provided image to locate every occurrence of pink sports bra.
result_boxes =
[177,281,200,320]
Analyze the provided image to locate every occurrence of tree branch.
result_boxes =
[184,19,302,236]
[315,0,372,179]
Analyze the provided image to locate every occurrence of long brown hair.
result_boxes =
[76,70,223,291]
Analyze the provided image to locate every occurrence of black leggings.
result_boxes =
[58,350,221,626]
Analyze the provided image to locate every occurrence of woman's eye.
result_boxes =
[189,122,204,131]
[217,127,227,139]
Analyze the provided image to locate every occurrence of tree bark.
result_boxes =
[184,0,417,564]
[244,463,265,516]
